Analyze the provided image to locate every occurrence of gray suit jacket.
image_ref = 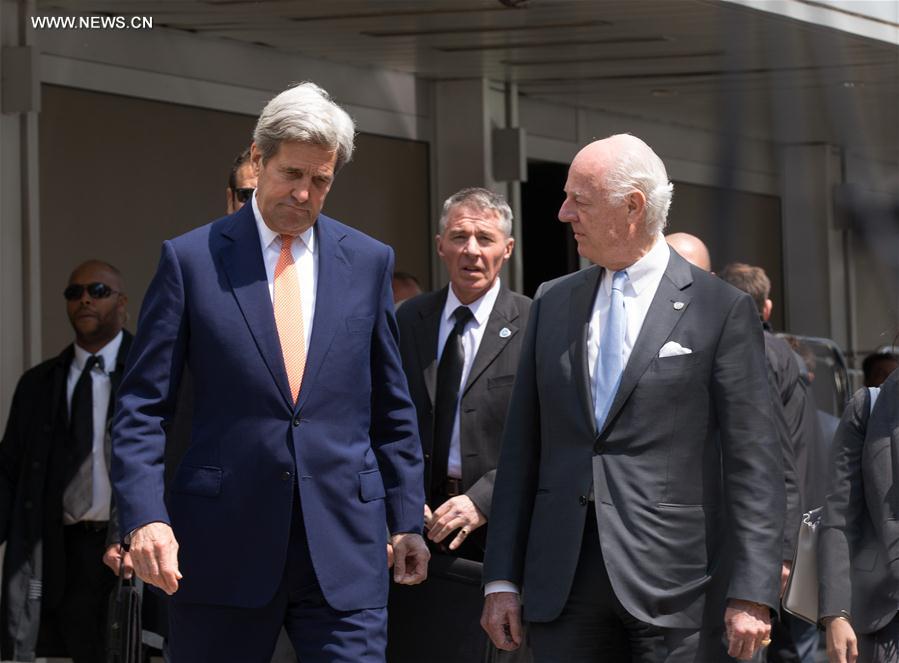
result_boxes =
[396,286,531,520]
[819,371,899,634]
[484,247,785,629]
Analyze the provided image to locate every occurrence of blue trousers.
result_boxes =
[167,495,387,663]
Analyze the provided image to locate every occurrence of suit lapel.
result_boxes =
[463,287,520,396]
[219,206,294,409]
[412,288,445,408]
[569,266,603,436]
[295,215,352,414]
[598,248,693,439]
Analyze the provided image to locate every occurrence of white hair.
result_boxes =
[603,134,674,236]
[439,187,513,237]
[253,82,356,170]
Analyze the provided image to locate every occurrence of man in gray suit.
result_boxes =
[397,187,531,559]
[481,135,785,662]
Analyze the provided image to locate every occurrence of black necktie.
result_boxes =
[431,306,474,498]
[64,354,102,521]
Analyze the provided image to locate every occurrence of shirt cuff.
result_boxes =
[485,581,520,596]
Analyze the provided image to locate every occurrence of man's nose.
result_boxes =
[291,183,310,204]
[558,199,576,223]
[461,236,480,255]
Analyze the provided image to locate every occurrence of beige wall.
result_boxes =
[39,85,430,357]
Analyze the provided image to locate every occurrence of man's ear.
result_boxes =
[762,299,773,322]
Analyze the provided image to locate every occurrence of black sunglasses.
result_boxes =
[63,282,119,301]
[234,187,255,203]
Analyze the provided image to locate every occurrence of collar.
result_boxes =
[251,191,316,255]
[444,278,501,328]
[73,329,123,373]
[603,234,668,295]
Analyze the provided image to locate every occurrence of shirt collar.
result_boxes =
[603,234,669,295]
[73,329,123,373]
[251,191,316,255]
[444,278,501,328]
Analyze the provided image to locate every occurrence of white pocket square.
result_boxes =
[659,341,692,358]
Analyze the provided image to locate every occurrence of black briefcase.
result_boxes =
[106,563,143,663]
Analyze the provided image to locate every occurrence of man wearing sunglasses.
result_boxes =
[226,147,257,215]
[0,260,131,662]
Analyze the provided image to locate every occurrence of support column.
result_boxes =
[0,0,41,428]
[779,144,847,346]
[431,78,524,292]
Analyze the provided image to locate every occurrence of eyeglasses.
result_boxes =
[234,187,255,203]
[63,282,120,301]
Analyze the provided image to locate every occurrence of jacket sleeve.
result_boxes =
[714,294,786,611]
[818,387,870,620]
[0,375,32,544]
[110,241,188,538]
[483,294,542,585]
[369,247,425,536]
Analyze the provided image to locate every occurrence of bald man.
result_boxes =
[666,232,711,272]
[0,260,132,662]
[482,135,785,662]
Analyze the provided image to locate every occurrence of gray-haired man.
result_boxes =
[111,82,428,662]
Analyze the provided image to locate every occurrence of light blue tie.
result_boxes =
[594,270,628,431]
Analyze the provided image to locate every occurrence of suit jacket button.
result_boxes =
[579,495,588,506]
[281,471,292,481]
[292,417,300,427]
[424,453,430,460]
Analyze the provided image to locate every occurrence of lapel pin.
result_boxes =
[499,327,511,338]
[673,301,685,310]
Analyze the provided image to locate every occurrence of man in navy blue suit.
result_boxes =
[110,82,429,662]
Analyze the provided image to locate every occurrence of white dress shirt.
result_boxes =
[586,235,670,399]
[485,236,670,596]
[65,330,123,523]
[437,278,502,481]
[252,192,317,352]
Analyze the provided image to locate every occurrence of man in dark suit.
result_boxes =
[481,135,785,662]
[110,82,429,662]
[397,187,531,558]
[820,371,898,662]
[0,260,131,662]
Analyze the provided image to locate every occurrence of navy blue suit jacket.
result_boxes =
[111,204,424,611]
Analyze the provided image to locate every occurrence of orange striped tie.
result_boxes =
[273,234,306,402]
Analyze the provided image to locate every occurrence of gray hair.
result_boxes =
[253,82,356,171]
[602,134,673,236]
[439,187,513,237]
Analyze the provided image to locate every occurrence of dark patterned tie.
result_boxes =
[63,354,102,522]
[431,306,474,499]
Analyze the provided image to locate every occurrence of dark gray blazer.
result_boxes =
[819,371,899,634]
[484,247,786,629]
[396,285,531,519]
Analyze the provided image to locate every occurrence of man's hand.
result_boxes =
[780,560,792,597]
[481,592,523,651]
[825,617,858,663]
[386,543,395,569]
[130,522,182,595]
[427,495,487,550]
[390,532,429,585]
[102,543,133,579]
[725,599,771,660]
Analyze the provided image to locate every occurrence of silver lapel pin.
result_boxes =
[673,301,685,310]
[499,327,512,338]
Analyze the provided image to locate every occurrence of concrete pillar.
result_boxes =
[430,78,524,292]
[779,144,848,346]
[0,0,41,428]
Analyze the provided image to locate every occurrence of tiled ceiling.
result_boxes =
[38,0,899,161]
